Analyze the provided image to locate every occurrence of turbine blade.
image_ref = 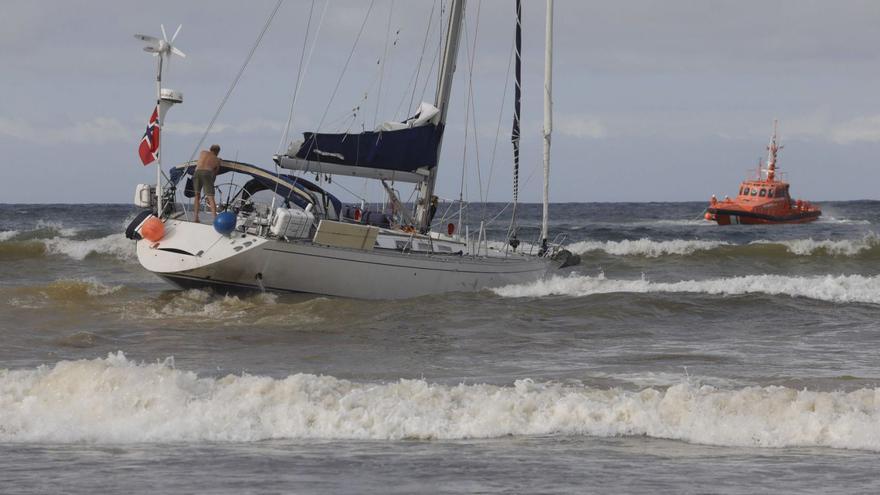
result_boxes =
[134,34,159,43]
[171,47,186,58]
[161,24,168,42]
[171,24,182,43]
[143,46,159,53]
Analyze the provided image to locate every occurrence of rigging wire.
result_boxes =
[277,0,319,155]
[392,1,438,120]
[482,35,516,226]
[315,0,376,133]
[457,18,470,238]
[463,1,483,209]
[186,0,284,165]
[373,0,396,129]
[407,0,438,115]
[417,31,443,106]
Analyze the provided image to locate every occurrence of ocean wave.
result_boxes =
[4,278,124,309]
[818,217,871,225]
[34,220,79,238]
[566,238,728,257]
[557,236,880,259]
[134,289,280,321]
[0,230,19,242]
[0,233,134,261]
[1,353,879,451]
[44,233,134,261]
[751,235,880,256]
[492,273,880,304]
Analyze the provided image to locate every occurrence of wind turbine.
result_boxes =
[135,24,186,90]
[134,24,186,217]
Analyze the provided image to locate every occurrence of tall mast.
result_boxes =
[540,0,553,252]
[417,0,466,233]
[508,0,522,246]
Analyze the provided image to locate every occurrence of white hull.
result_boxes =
[137,220,549,299]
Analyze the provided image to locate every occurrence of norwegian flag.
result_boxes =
[138,104,161,165]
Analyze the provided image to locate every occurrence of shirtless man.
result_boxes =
[193,144,222,222]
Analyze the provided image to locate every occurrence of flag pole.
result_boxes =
[156,53,163,218]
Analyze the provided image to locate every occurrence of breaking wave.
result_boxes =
[132,289,280,321]
[559,235,880,258]
[1,353,879,451]
[567,239,728,257]
[493,273,880,304]
[0,233,134,261]
[752,235,880,256]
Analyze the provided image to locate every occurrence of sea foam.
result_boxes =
[2,353,879,451]
[492,273,880,304]
[566,238,728,257]
[752,235,880,256]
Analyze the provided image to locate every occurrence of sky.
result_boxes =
[2,0,880,204]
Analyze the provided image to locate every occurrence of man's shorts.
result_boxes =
[193,169,215,197]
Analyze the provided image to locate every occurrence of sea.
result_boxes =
[1,201,879,494]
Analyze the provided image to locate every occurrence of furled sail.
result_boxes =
[276,102,444,183]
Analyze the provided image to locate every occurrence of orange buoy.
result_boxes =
[704,212,713,221]
[140,216,165,242]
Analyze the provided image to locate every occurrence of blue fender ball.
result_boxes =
[213,211,237,235]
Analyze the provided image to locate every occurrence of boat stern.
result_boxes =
[136,219,268,279]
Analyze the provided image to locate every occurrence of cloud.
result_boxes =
[555,114,608,139]
[0,116,130,145]
[163,118,284,136]
[0,115,288,147]
[830,115,880,144]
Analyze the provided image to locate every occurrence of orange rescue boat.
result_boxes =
[705,121,820,225]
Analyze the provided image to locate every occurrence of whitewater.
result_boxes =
[2,353,879,451]
[2,202,880,493]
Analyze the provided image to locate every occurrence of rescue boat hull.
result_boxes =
[706,207,821,225]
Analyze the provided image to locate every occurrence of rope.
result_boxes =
[315,0,376,132]
[407,0,438,114]
[277,0,318,154]
[393,1,438,120]
[186,0,284,164]
[482,35,515,225]
[374,0,396,129]
[464,2,483,207]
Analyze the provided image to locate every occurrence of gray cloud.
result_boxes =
[2,0,879,203]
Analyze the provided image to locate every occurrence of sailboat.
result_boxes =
[126,0,575,299]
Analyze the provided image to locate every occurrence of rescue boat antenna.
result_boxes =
[766,119,782,182]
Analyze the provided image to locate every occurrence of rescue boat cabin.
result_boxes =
[735,182,790,203]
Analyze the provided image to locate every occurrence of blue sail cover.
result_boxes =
[294,124,444,173]
[169,161,341,214]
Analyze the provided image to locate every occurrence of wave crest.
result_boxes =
[0,234,134,261]
[567,238,728,257]
[2,353,879,450]
[756,235,880,256]
[492,273,880,304]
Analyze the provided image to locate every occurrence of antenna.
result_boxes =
[134,25,186,219]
